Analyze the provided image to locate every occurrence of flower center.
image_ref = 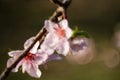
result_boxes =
[56,26,66,38]
[25,52,35,60]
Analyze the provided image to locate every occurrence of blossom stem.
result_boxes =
[0,0,72,80]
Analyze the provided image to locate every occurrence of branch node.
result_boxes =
[50,0,72,9]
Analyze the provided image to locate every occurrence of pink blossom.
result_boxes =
[7,37,48,78]
[41,19,73,56]
[67,37,95,65]
[70,37,88,53]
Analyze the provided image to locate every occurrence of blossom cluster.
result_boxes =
[7,19,92,78]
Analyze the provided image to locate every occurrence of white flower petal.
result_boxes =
[7,58,14,68]
[65,27,73,39]
[24,37,34,49]
[26,63,41,78]
[34,51,48,65]
[30,41,39,54]
[56,38,70,56]
[22,60,29,73]
[7,58,22,72]
[44,48,54,55]
[59,19,68,29]
[12,60,23,72]
[41,33,59,50]
[40,47,54,55]
[8,50,23,58]
[44,20,58,32]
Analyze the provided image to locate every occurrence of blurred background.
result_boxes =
[0,0,120,80]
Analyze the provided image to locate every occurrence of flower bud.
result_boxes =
[66,37,95,65]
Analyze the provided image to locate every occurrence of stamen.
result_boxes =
[25,52,35,60]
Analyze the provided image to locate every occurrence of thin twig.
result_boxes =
[0,0,72,80]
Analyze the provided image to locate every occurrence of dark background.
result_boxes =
[0,0,120,80]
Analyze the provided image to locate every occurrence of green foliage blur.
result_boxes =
[0,0,120,80]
